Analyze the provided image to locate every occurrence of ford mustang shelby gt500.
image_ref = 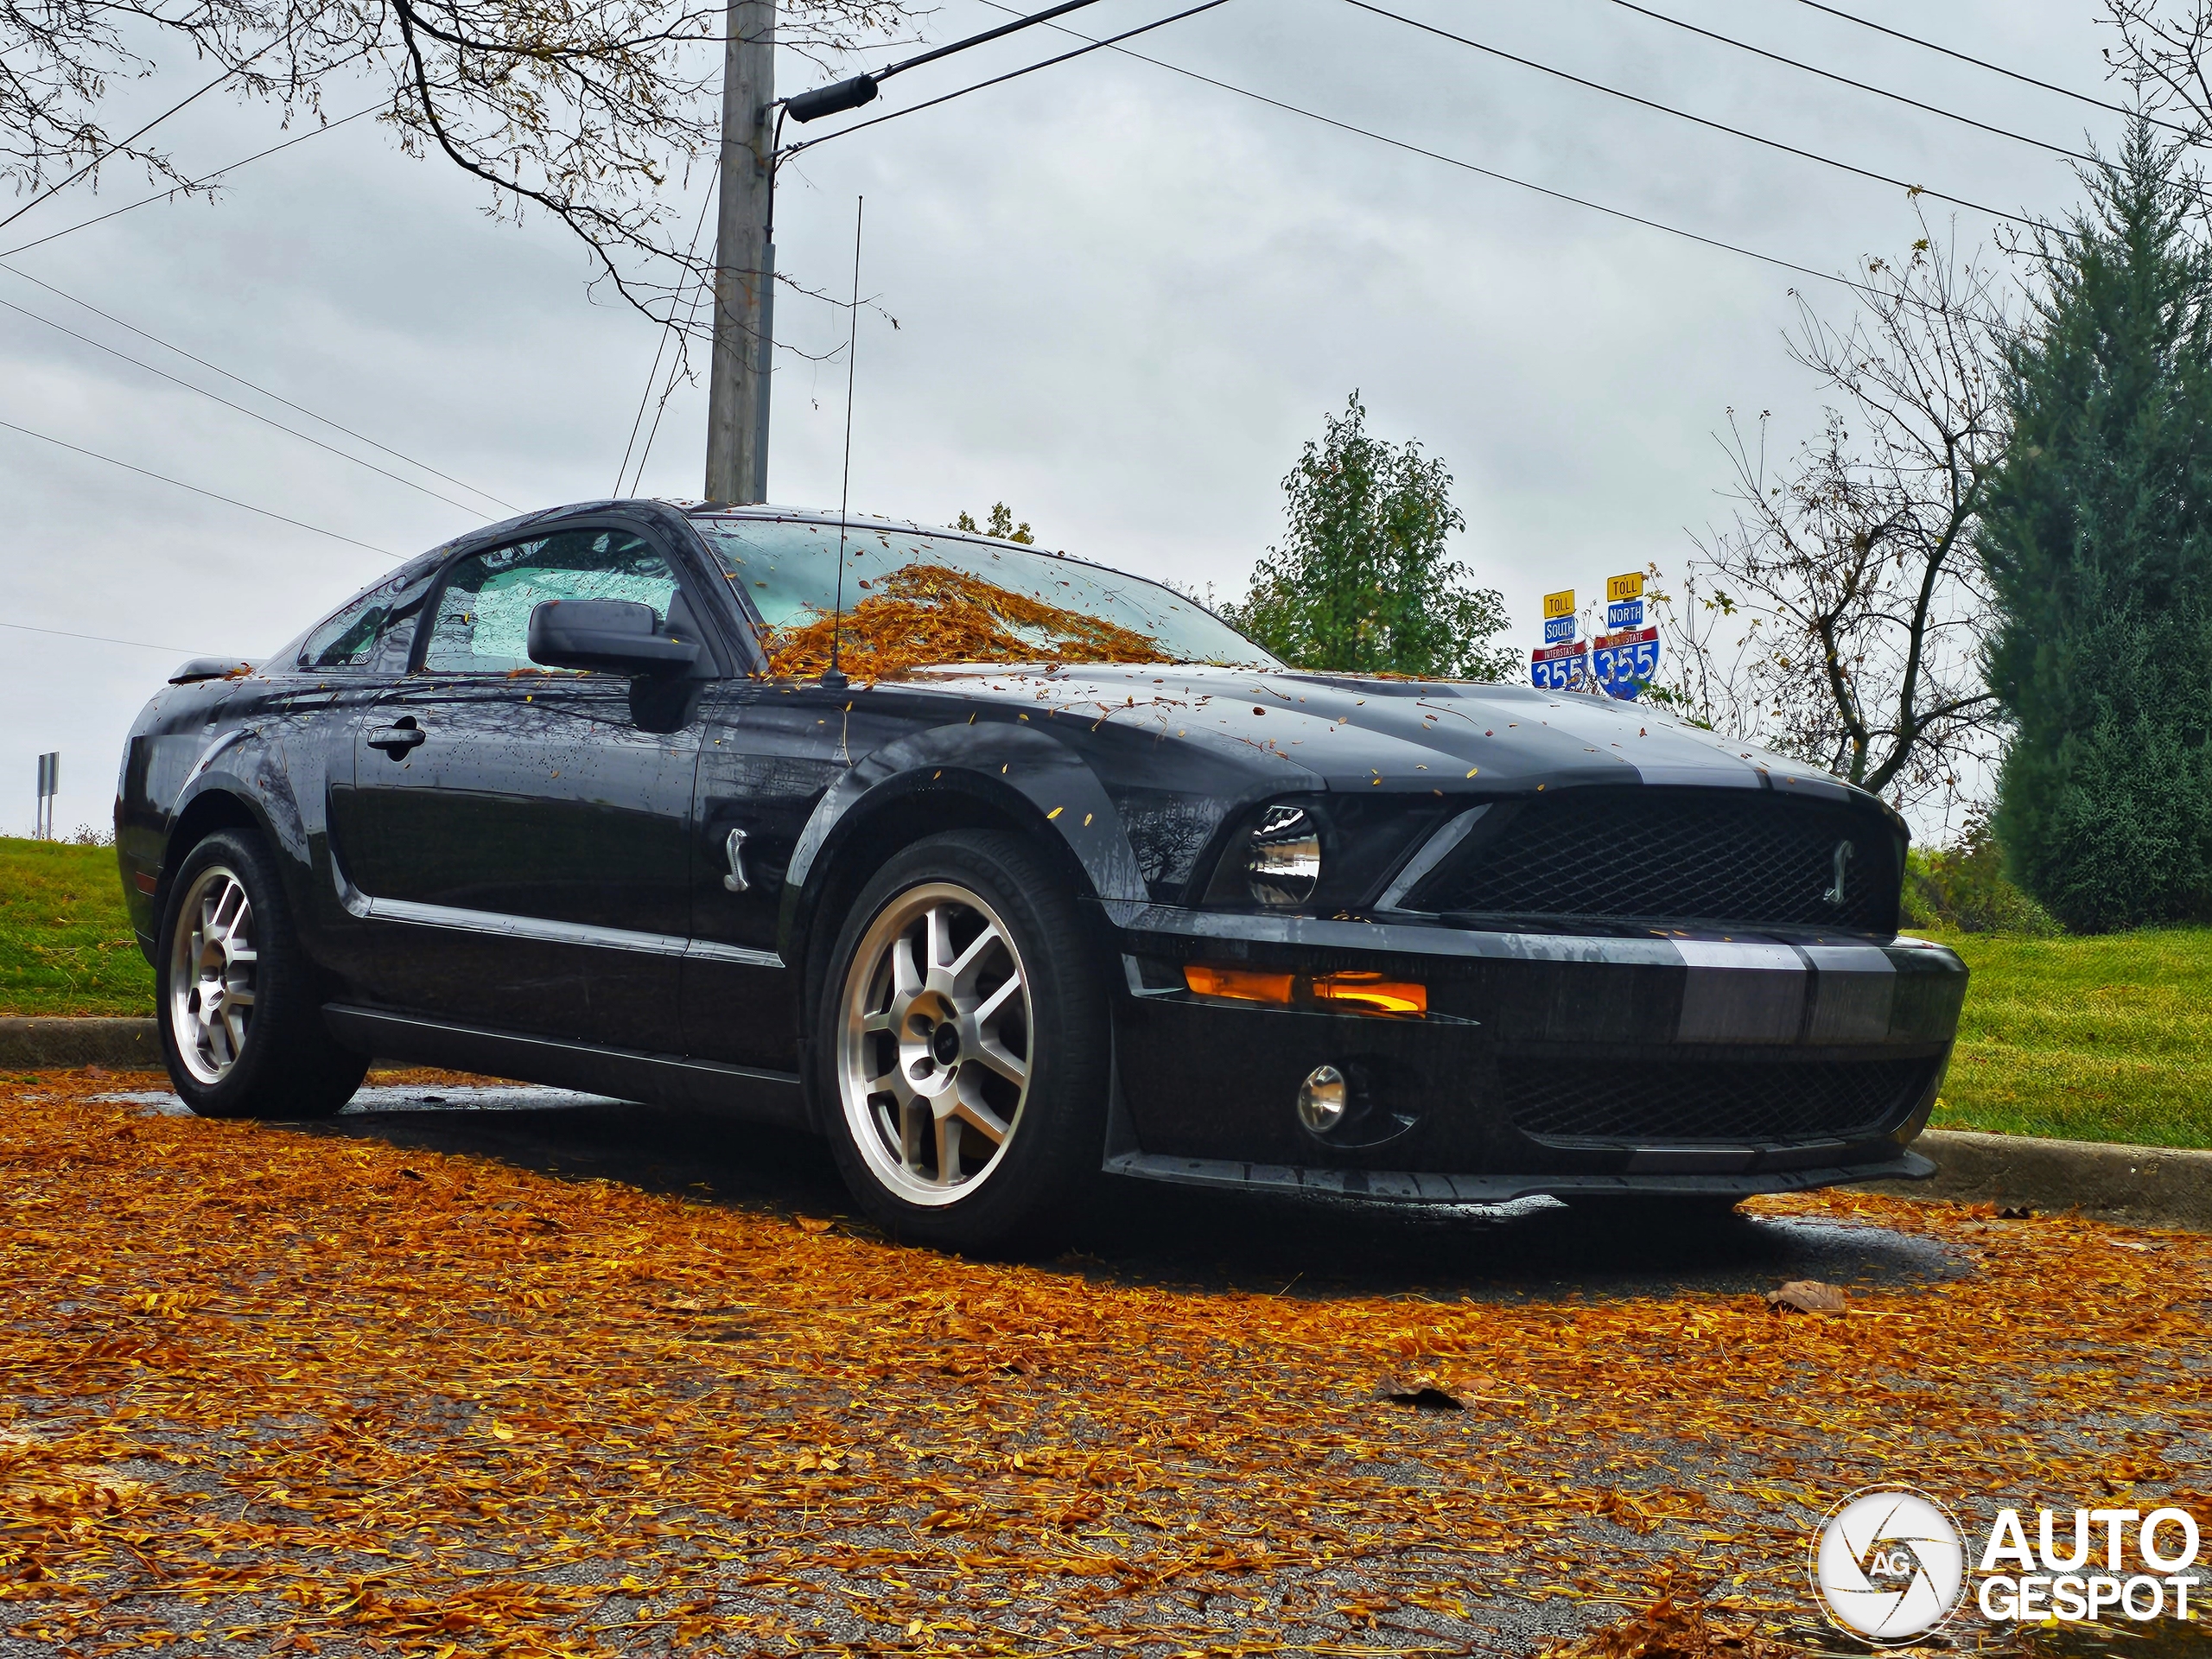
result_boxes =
[118,499,1966,1250]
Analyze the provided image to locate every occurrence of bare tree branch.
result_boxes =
[2,0,918,329]
[1650,209,2015,823]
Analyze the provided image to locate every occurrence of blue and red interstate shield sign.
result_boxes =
[1530,639,1590,691]
[1591,626,1660,699]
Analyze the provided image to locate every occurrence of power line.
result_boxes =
[1791,0,2192,140]
[0,292,495,518]
[973,0,1880,297]
[785,0,1241,158]
[626,257,721,498]
[0,619,211,655]
[1603,0,2094,166]
[0,54,265,234]
[614,162,720,497]
[0,417,393,556]
[0,263,518,513]
[0,107,378,261]
[1341,0,2026,225]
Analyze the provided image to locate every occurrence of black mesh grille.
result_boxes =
[1502,1055,1935,1145]
[1410,789,1897,931]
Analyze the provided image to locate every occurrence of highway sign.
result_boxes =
[1606,599,1644,629]
[1543,614,1576,643]
[1531,639,1590,691]
[1591,626,1660,700]
[1542,588,1575,620]
[1606,572,1644,602]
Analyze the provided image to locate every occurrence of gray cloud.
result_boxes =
[2,0,2119,836]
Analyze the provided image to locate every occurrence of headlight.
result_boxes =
[1246,804,1321,906]
[1198,795,1452,913]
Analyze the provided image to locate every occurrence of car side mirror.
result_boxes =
[527,599,702,677]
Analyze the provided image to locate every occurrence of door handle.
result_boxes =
[366,719,424,756]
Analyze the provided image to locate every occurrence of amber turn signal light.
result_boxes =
[1310,970,1427,1016]
[1181,965,1425,1017]
[1181,964,1294,1005]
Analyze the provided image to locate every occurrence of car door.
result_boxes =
[681,679,852,1071]
[296,551,444,983]
[332,520,715,1052]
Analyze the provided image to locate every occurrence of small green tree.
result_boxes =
[956,505,1035,544]
[1229,393,1513,678]
[1980,122,2212,931]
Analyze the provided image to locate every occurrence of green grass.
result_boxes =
[3,833,2205,1147]
[0,837,152,1017]
[1926,927,2212,1151]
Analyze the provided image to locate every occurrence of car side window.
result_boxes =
[300,587,408,670]
[422,529,681,674]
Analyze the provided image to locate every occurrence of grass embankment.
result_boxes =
[1926,927,2212,1151]
[0,837,149,1017]
[3,835,2206,1148]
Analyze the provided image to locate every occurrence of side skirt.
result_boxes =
[322,1003,810,1131]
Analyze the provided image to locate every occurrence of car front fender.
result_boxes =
[778,721,1148,961]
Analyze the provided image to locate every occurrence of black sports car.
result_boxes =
[117,499,1966,1250]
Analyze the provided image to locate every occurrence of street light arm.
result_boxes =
[779,0,1113,123]
[779,0,1238,154]
[875,0,1112,80]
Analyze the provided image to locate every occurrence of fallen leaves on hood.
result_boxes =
[756,563,1176,679]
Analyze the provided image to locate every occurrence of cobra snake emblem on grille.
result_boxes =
[1824,838,1855,907]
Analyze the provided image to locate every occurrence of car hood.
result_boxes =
[898,662,1885,812]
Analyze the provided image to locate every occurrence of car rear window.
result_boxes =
[695,518,1275,675]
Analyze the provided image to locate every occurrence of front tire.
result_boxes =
[816,830,1109,1255]
[156,828,368,1119]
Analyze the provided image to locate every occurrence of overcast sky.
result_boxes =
[1,0,2126,838]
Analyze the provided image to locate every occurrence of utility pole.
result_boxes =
[704,0,775,505]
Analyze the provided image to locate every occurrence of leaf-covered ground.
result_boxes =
[3,1071,2207,1657]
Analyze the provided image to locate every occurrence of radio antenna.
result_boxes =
[823,194,864,692]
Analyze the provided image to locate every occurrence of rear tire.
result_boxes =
[156,828,368,1120]
[814,830,1109,1255]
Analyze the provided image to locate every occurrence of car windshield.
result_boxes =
[694,517,1277,677]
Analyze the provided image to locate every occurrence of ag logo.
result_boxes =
[1810,1488,1967,1643]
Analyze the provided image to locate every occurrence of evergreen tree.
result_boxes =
[1980,123,2212,931]
[1229,393,1514,679]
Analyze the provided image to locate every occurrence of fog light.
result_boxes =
[1298,1064,1348,1134]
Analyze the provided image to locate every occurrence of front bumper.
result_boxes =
[1092,900,1967,1198]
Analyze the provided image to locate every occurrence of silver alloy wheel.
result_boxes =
[836,880,1033,1207]
[168,864,257,1085]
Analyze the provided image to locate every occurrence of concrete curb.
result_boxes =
[0,1016,162,1071]
[1868,1129,2212,1235]
[2,1022,2205,1232]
